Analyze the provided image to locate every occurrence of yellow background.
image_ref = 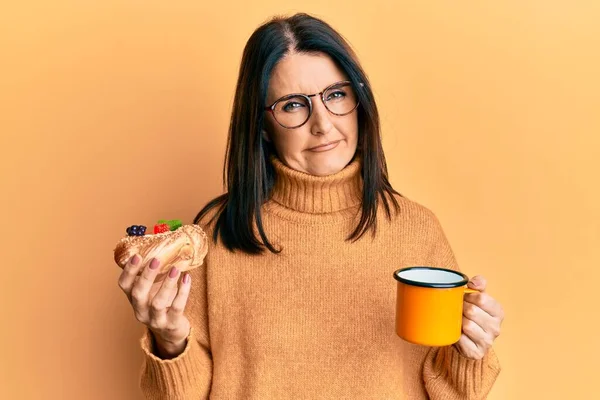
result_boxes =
[2,1,598,399]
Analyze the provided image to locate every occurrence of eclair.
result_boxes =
[113,220,208,276]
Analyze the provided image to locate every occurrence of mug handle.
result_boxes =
[464,288,480,294]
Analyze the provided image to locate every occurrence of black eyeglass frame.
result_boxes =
[263,80,362,129]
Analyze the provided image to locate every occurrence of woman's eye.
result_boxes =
[326,90,347,101]
[282,102,305,112]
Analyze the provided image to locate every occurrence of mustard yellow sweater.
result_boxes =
[138,156,500,399]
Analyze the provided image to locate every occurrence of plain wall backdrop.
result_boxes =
[1,1,599,399]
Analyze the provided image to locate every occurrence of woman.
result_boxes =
[118,13,504,399]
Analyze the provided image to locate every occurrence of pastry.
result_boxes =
[113,219,208,277]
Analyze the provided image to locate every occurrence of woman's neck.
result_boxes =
[268,155,363,214]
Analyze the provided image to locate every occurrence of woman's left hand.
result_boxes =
[454,275,504,360]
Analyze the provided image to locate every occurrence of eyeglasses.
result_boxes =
[264,80,360,129]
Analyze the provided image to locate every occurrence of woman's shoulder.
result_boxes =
[193,194,227,234]
[385,192,445,231]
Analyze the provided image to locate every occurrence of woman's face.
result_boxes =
[264,52,359,176]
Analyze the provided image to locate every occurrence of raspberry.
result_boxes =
[153,223,169,234]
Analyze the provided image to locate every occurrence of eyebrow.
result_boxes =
[270,80,349,102]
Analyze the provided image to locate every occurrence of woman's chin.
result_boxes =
[305,156,353,176]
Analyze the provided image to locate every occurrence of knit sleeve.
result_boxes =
[423,344,501,400]
[420,208,501,400]
[138,259,213,399]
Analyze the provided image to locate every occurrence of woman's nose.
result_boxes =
[309,99,333,136]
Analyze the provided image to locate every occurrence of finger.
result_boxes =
[463,302,500,337]
[462,316,493,350]
[455,333,479,356]
[467,275,487,291]
[118,254,143,299]
[149,266,181,328]
[464,292,504,318]
[169,273,192,317]
[130,258,162,317]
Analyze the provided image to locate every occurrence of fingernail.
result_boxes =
[183,273,190,284]
[169,266,178,278]
[149,258,160,270]
[130,255,140,266]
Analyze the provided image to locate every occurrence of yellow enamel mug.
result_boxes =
[393,266,478,346]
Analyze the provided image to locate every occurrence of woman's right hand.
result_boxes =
[118,254,192,359]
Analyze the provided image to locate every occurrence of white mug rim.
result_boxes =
[393,266,469,288]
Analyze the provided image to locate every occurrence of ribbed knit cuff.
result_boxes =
[423,345,501,400]
[139,327,211,399]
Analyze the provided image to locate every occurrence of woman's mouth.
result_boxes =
[307,140,341,152]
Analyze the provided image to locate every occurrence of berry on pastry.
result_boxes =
[126,225,147,236]
[153,223,170,234]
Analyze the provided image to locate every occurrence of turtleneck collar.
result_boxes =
[268,155,363,214]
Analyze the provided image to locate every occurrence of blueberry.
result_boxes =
[139,226,147,235]
[126,226,132,235]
